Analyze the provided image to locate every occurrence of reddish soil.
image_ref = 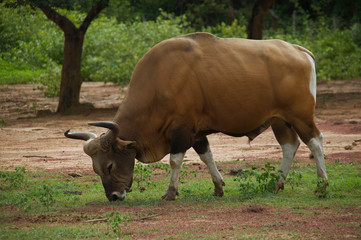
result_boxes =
[1,80,361,239]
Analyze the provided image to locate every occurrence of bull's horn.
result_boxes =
[64,130,98,141]
[88,121,120,150]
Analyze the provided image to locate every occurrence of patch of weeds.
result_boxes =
[315,178,329,199]
[0,119,5,127]
[234,162,285,199]
[257,162,285,193]
[286,170,303,191]
[106,211,133,237]
[0,166,27,189]
[13,184,57,212]
[179,164,197,183]
[153,162,170,175]
[133,162,154,191]
[234,167,258,199]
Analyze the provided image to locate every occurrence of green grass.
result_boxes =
[1,161,360,239]
[0,59,46,84]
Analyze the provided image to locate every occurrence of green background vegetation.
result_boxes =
[1,1,360,97]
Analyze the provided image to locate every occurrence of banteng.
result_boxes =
[65,32,327,201]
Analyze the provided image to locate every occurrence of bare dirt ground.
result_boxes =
[1,80,361,239]
[1,81,361,172]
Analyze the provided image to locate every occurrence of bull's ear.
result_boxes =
[115,139,137,151]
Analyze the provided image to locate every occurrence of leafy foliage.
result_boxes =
[234,163,287,199]
[106,211,133,237]
[133,162,154,191]
[0,2,360,98]
[315,177,329,199]
[0,166,27,189]
[82,11,188,84]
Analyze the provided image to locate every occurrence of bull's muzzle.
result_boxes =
[108,190,126,201]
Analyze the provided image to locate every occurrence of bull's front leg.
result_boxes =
[162,153,185,201]
[193,136,225,197]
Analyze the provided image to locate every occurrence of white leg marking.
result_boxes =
[168,152,185,191]
[279,139,301,178]
[307,133,327,179]
[304,52,317,102]
[198,145,223,184]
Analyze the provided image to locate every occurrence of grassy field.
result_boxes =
[1,160,360,239]
[0,60,46,85]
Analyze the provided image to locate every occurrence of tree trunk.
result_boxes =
[39,2,108,114]
[268,9,278,30]
[57,31,85,113]
[247,0,276,39]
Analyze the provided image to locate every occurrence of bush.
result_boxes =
[82,12,189,83]
[1,6,63,67]
[234,163,285,199]
[0,167,27,190]
[202,19,247,38]
[265,25,361,81]
[1,5,359,91]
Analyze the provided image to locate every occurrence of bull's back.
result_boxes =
[129,33,314,135]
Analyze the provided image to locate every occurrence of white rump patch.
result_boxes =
[304,52,317,102]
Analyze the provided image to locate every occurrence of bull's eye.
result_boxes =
[107,163,113,174]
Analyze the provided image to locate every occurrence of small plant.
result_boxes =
[315,177,329,198]
[106,211,133,237]
[37,185,56,209]
[0,119,5,127]
[133,162,154,191]
[179,163,189,183]
[234,167,258,198]
[10,183,58,212]
[0,166,27,189]
[179,164,198,183]
[256,162,285,193]
[286,170,303,191]
[153,162,170,176]
[234,163,285,198]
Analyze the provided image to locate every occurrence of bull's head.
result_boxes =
[65,121,136,201]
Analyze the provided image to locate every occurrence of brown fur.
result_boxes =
[113,32,318,163]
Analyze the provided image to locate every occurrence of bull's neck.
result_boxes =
[112,102,167,163]
[112,105,140,141]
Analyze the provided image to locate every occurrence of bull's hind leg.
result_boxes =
[271,119,300,191]
[193,136,225,196]
[287,116,327,182]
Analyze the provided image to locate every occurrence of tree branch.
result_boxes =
[79,0,109,33]
[40,6,77,33]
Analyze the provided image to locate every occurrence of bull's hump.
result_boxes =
[179,32,219,41]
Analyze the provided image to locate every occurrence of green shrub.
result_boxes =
[133,162,154,191]
[35,62,62,97]
[234,162,286,199]
[202,19,247,38]
[82,13,189,83]
[12,184,57,212]
[266,24,361,81]
[1,5,359,89]
[0,166,27,189]
[106,211,133,237]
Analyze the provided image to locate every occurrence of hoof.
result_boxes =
[274,182,285,193]
[314,178,329,196]
[161,187,178,201]
[213,180,225,197]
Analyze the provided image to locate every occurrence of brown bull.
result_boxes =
[65,32,327,201]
